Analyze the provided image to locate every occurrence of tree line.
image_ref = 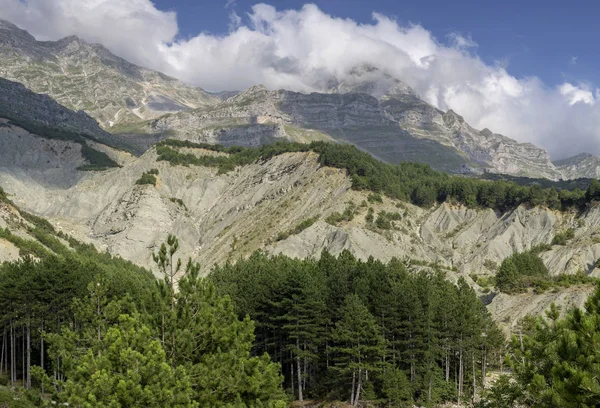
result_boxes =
[156,139,600,211]
[210,250,505,406]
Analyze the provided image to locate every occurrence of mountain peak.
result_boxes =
[0,19,36,44]
[0,19,216,128]
[443,109,465,127]
[0,19,22,32]
[480,128,494,137]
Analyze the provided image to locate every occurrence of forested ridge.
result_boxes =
[156,139,600,211]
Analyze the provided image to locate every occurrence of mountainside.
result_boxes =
[0,19,217,129]
[554,153,600,179]
[3,20,600,180]
[2,20,600,335]
[148,83,567,178]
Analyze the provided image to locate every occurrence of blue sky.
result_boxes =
[153,0,596,88]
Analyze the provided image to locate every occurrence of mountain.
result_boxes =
[0,78,598,334]
[147,83,565,178]
[554,153,600,179]
[0,130,596,332]
[3,19,600,180]
[0,19,217,129]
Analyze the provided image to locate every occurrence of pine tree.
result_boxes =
[331,294,386,406]
[64,314,197,408]
[173,261,286,407]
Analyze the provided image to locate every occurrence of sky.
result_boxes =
[1,0,600,159]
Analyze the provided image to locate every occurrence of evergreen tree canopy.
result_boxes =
[482,285,600,407]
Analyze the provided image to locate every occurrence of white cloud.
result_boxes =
[447,32,477,49]
[559,83,596,105]
[1,1,600,158]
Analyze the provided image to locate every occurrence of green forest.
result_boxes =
[0,227,506,407]
[210,251,504,406]
[156,139,600,211]
[1,189,600,406]
[2,227,600,407]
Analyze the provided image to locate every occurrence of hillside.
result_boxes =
[1,124,598,333]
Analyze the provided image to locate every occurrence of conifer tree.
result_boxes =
[332,294,386,407]
[63,314,197,408]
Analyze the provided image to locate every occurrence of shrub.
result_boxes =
[483,259,498,271]
[551,228,575,245]
[326,204,355,225]
[170,197,187,210]
[375,211,402,230]
[275,216,319,241]
[496,250,549,294]
[365,207,374,223]
[136,171,157,186]
[367,193,383,204]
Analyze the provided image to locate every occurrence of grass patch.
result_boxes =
[325,203,356,226]
[552,228,575,245]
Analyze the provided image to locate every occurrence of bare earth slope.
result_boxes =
[0,132,597,331]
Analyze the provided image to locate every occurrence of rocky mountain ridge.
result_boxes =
[150,83,578,179]
[0,19,217,129]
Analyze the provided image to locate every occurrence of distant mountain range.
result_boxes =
[0,18,598,179]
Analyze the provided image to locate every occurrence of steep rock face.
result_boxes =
[0,121,87,187]
[0,19,217,129]
[554,153,600,179]
[0,77,108,140]
[154,83,568,178]
[381,85,560,179]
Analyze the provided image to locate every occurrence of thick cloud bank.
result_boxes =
[1,0,599,158]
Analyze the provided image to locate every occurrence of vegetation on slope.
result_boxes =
[480,288,600,407]
[156,139,600,211]
[495,246,596,294]
[135,168,159,186]
[0,234,286,407]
